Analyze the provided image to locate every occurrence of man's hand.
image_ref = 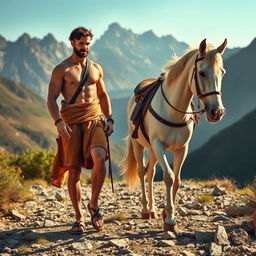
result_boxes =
[56,121,72,140]
[104,121,114,136]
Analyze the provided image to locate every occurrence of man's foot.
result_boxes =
[70,221,85,234]
[87,203,104,231]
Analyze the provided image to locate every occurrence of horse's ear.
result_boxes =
[217,39,227,55]
[199,38,207,55]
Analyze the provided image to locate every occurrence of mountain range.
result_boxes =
[0,23,240,98]
[0,33,70,97]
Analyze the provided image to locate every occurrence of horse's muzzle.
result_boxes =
[206,107,225,122]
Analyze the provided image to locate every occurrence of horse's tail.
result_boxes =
[120,135,139,190]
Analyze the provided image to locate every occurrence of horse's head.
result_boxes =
[191,39,227,122]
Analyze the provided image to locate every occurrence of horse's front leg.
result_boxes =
[146,150,157,218]
[173,146,188,202]
[151,139,178,233]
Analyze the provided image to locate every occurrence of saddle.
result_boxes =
[131,74,165,141]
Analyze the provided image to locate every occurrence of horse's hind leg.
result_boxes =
[132,140,150,218]
[146,150,157,218]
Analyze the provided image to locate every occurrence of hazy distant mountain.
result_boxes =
[0,33,71,97]
[92,23,188,90]
[0,23,189,97]
[223,38,256,120]
[222,47,241,60]
[0,76,57,153]
[182,107,256,186]
[0,23,243,98]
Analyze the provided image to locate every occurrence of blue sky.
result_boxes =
[1,0,255,48]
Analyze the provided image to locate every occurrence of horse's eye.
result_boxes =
[199,71,206,77]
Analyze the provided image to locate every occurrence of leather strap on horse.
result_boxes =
[69,59,91,104]
[106,136,114,193]
[148,105,194,127]
[193,55,222,99]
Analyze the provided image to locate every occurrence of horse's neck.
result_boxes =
[155,63,194,122]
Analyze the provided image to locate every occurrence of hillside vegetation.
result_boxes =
[0,76,56,153]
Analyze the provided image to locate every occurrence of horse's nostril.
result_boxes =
[211,109,216,117]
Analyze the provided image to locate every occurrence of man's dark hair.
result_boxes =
[69,27,94,41]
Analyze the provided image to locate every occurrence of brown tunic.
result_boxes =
[51,99,108,188]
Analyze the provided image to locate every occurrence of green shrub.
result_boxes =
[0,151,12,169]
[9,149,55,182]
[0,167,31,209]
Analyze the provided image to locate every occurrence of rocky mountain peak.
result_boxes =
[41,33,58,45]
[101,22,132,40]
[141,30,157,39]
[0,35,7,48]
[17,33,32,45]
[108,22,123,32]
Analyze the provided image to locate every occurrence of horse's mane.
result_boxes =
[163,44,224,84]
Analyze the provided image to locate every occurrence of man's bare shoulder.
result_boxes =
[53,58,72,74]
[90,60,103,73]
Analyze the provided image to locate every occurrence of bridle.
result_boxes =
[192,55,222,99]
[161,54,222,115]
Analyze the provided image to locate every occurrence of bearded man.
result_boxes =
[47,27,114,233]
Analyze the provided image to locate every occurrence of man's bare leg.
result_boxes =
[88,147,106,229]
[68,168,84,223]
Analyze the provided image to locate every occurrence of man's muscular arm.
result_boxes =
[47,65,72,139]
[95,63,113,136]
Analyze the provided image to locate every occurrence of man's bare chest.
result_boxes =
[64,65,99,86]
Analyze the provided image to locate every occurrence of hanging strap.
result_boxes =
[69,59,91,104]
[106,136,114,193]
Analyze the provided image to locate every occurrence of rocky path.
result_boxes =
[0,182,256,256]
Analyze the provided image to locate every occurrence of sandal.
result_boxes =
[70,221,85,234]
[87,203,104,231]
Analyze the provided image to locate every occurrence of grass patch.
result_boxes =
[153,224,162,229]
[80,173,91,185]
[197,194,214,204]
[36,237,51,245]
[23,178,49,188]
[17,245,29,253]
[234,177,256,203]
[104,177,112,184]
[105,213,129,222]
[249,177,256,198]
[185,178,237,192]
[235,187,255,197]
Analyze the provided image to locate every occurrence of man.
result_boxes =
[47,27,114,233]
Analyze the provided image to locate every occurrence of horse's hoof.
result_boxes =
[150,212,157,219]
[141,212,150,219]
[164,223,180,234]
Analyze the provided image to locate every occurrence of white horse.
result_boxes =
[121,39,227,233]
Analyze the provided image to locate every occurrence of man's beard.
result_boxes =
[74,46,88,58]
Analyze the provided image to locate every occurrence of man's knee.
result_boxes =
[68,168,81,181]
[91,147,106,165]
